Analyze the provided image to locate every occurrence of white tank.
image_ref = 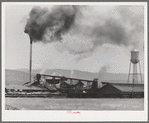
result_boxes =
[131,49,139,64]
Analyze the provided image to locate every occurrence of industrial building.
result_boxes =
[96,82,144,98]
[5,49,144,98]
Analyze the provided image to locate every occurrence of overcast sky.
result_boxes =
[4,3,145,73]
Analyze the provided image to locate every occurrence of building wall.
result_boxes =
[96,84,122,98]
[121,92,144,98]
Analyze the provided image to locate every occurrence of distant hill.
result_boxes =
[19,69,129,82]
[5,69,143,86]
[5,69,31,85]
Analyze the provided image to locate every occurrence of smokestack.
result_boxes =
[29,36,32,83]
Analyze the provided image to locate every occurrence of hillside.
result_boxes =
[5,69,31,85]
[18,69,129,81]
[4,69,136,86]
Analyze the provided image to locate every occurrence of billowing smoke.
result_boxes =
[24,5,81,42]
[99,65,109,74]
[54,5,144,61]
[61,19,129,60]
[98,65,110,88]
[25,5,144,61]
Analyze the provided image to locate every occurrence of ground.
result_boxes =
[5,98,144,110]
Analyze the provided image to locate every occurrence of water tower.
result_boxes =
[128,49,143,84]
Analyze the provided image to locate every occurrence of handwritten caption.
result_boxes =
[67,110,80,114]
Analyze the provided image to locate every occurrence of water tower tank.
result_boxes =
[131,49,139,64]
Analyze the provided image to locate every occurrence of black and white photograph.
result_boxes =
[2,2,148,121]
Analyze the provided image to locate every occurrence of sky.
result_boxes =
[4,3,145,73]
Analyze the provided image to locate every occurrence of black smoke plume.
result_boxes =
[24,5,80,42]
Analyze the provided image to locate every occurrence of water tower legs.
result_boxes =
[133,63,138,84]
[139,62,143,83]
[127,61,131,83]
[127,61,142,84]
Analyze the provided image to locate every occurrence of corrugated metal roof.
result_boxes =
[5,85,30,90]
[5,85,47,90]
[75,81,84,85]
[111,84,144,93]
[26,86,47,90]
[102,82,144,85]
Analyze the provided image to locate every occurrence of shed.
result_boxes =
[96,82,144,98]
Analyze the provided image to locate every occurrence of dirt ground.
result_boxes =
[5,98,144,110]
